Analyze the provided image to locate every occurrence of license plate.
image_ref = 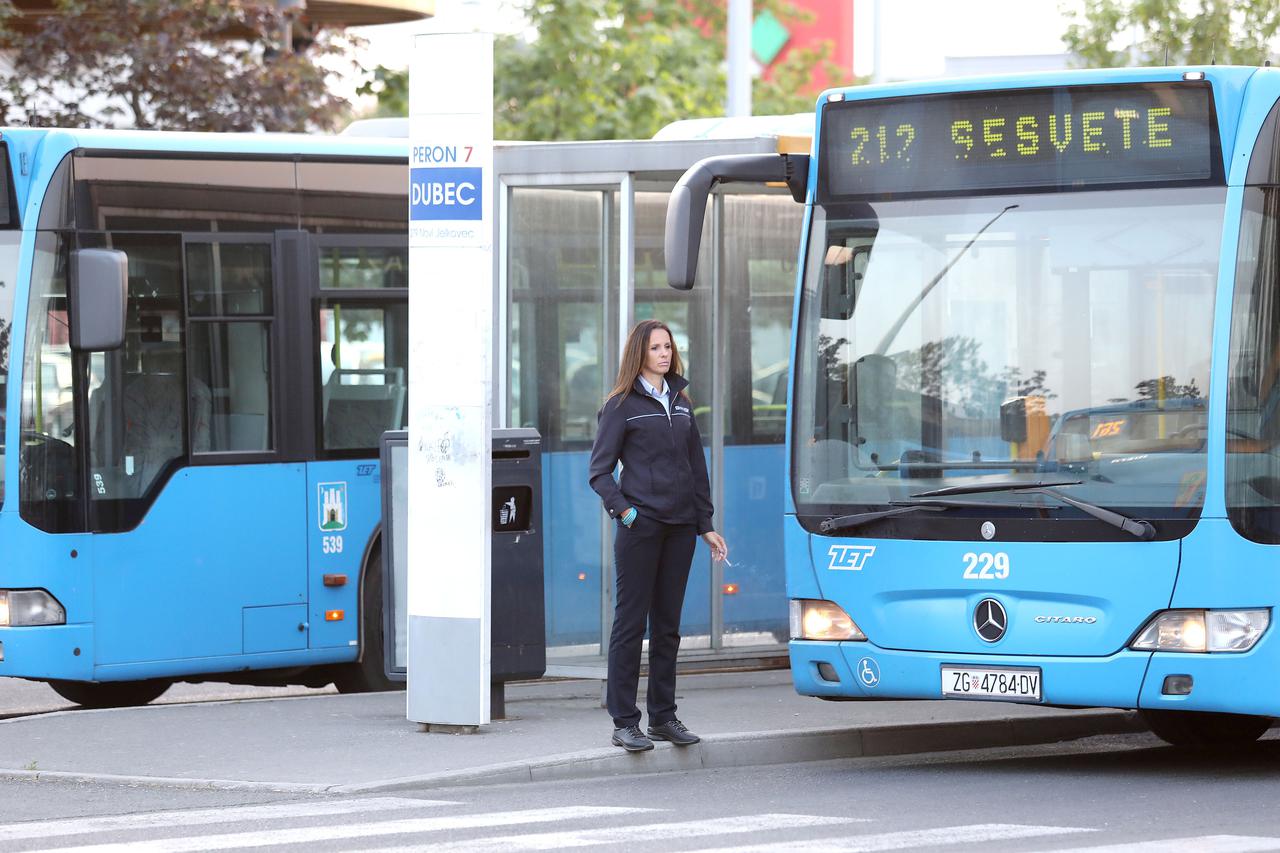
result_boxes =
[941,665,1042,702]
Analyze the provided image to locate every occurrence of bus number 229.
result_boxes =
[962,552,1010,580]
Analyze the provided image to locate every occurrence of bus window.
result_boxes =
[186,241,274,453]
[85,234,189,513]
[318,302,408,451]
[20,233,79,532]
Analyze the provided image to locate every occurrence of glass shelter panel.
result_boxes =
[508,186,616,654]
[719,194,803,646]
[633,190,713,647]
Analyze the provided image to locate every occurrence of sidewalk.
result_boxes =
[0,670,1144,793]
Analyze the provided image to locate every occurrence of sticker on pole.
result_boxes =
[409,139,488,247]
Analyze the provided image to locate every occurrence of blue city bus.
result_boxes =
[0,128,409,705]
[666,66,1280,746]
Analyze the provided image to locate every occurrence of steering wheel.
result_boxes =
[18,430,77,501]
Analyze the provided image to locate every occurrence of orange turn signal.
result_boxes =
[722,584,739,595]
[325,609,345,622]
[577,572,587,581]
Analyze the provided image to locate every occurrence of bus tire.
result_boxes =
[334,549,403,694]
[1141,709,1273,748]
[47,678,171,709]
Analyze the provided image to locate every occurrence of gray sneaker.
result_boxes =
[612,724,655,752]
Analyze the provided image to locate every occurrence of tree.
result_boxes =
[0,0,361,132]
[360,0,857,141]
[1063,0,1280,68]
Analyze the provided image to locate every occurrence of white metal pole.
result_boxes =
[727,0,752,117]
[407,31,495,731]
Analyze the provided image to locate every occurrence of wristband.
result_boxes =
[621,507,637,527]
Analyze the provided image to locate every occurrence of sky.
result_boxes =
[343,0,1079,108]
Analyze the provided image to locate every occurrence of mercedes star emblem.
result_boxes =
[980,521,996,540]
[974,598,1007,643]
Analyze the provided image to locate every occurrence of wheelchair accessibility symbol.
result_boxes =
[857,657,880,688]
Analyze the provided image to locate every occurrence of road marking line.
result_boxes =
[362,812,866,852]
[0,797,456,842]
[29,806,653,853]
[689,823,1094,852]
[1042,835,1280,853]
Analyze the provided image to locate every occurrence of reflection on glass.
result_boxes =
[318,247,409,289]
[794,188,1223,524]
[0,233,20,508]
[1228,187,1280,542]
[189,322,272,452]
[20,234,78,532]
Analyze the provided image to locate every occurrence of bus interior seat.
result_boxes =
[323,367,406,449]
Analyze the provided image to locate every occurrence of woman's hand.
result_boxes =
[702,531,728,562]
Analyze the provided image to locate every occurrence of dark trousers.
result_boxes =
[607,516,698,728]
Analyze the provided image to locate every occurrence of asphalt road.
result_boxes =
[0,675,337,718]
[5,731,1280,851]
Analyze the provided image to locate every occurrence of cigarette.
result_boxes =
[722,558,734,567]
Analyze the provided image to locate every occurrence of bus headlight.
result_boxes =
[0,590,66,627]
[1130,609,1269,653]
[790,599,866,641]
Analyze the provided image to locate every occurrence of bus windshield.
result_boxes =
[0,232,17,508]
[792,186,1224,528]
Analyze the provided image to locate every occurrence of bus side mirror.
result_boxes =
[69,249,128,351]
[665,153,809,290]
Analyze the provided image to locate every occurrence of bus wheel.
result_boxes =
[334,549,403,694]
[47,679,171,709]
[1141,709,1273,748]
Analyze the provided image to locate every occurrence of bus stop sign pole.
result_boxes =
[406,31,495,730]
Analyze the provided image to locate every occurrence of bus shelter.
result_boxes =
[493,131,808,667]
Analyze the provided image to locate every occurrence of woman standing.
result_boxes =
[588,319,729,752]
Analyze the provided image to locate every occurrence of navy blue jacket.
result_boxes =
[587,373,714,534]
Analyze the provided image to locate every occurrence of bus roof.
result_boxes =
[0,126,408,160]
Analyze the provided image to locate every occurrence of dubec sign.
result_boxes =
[408,117,491,248]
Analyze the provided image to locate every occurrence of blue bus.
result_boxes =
[0,128,409,705]
[666,66,1280,747]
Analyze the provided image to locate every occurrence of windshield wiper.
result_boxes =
[820,504,947,533]
[910,480,1156,541]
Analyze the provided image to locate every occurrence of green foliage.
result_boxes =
[366,0,857,140]
[1063,0,1280,67]
[358,65,410,118]
[0,0,361,132]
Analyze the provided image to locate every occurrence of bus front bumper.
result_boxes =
[0,625,94,681]
[790,639,1152,710]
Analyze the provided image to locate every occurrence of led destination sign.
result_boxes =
[820,83,1221,199]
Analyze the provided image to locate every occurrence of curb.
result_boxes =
[0,709,1146,795]
[0,767,332,794]
[332,709,1147,793]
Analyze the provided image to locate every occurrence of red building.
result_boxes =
[756,0,855,92]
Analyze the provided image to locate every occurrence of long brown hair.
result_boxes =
[605,319,685,405]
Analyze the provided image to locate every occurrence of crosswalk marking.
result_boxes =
[1045,836,1280,853]
[690,822,1095,852]
[363,812,867,852]
[29,806,653,853]
[0,797,455,843]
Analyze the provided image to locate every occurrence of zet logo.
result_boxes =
[828,544,876,571]
[318,482,348,532]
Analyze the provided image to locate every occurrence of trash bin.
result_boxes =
[490,428,547,717]
[380,428,547,718]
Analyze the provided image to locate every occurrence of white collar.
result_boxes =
[638,375,668,397]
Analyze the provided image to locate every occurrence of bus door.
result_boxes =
[305,235,409,651]
[88,233,310,669]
